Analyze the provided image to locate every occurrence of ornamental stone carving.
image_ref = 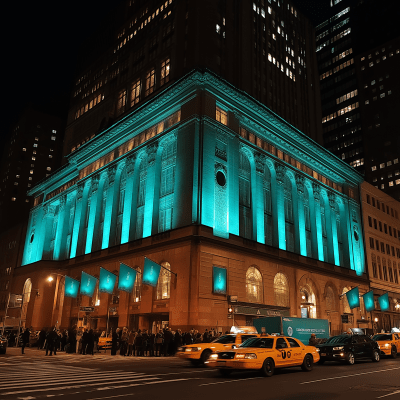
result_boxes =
[107,165,117,186]
[126,154,136,176]
[77,183,84,202]
[255,153,265,174]
[91,174,100,194]
[328,192,336,209]
[147,142,158,166]
[312,182,321,203]
[43,204,55,217]
[295,174,305,195]
[59,195,67,211]
[275,163,286,185]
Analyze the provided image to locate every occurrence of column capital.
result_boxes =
[77,183,84,202]
[107,165,117,186]
[147,142,158,166]
[328,192,336,209]
[91,174,100,194]
[126,154,136,176]
[255,153,265,174]
[59,195,67,211]
[43,203,55,217]
[275,162,286,185]
[295,174,305,195]
[312,182,321,202]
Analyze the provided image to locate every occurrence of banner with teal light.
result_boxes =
[363,290,375,312]
[213,266,227,294]
[80,271,98,297]
[99,267,117,294]
[345,286,360,310]
[64,276,80,298]
[142,257,161,287]
[378,293,390,311]
[118,263,137,293]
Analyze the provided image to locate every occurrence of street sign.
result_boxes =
[227,314,233,319]
[229,295,238,303]
[80,306,95,312]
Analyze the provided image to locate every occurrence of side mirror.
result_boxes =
[232,345,236,349]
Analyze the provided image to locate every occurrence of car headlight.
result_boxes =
[333,346,344,351]
[316,348,320,352]
[244,353,257,359]
[385,343,390,348]
[188,347,200,352]
[209,354,218,360]
[177,347,183,352]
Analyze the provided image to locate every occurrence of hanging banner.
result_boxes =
[99,267,117,294]
[213,266,227,294]
[363,290,375,312]
[80,271,98,297]
[142,257,161,287]
[118,263,137,293]
[378,293,390,311]
[64,276,80,298]
[346,286,360,310]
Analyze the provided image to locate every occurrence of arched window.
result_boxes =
[274,273,289,308]
[156,262,171,300]
[21,278,32,324]
[325,286,335,312]
[132,267,142,302]
[92,281,100,307]
[246,267,263,303]
[239,152,252,239]
[300,284,316,318]
[342,287,351,314]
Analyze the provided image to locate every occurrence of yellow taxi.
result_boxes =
[176,327,261,365]
[372,332,400,359]
[205,335,320,377]
[98,332,112,350]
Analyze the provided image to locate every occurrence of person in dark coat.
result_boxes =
[173,329,182,355]
[141,330,149,356]
[21,328,30,354]
[81,329,89,355]
[45,329,58,356]
[155,330,163,356]
[134,330,143,356]
[86,329,95,355]
[38,329,46,349]
[111,328,118,356]
[148,333,155,357]
[184,331,192,345]
[163,328,173,357]
[68,328,77,353]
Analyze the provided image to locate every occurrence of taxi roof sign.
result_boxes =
[230,326,258,334]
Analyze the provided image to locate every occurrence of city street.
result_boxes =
[1,348,400,400]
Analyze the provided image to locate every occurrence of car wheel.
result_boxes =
[219,369,232,377]
[317,358,325,365]
[301,354,313,371]
[201,349,212,364]
[345,352,355,365]
[391,347,397,359]
[372,349,380,362]
[261,358,275,377]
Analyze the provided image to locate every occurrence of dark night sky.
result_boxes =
[2,0,329,152]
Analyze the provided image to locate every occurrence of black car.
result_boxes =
[0,335,7,354]
[316,334,380,365]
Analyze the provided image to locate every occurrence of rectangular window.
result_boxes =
[117,89,127,115]
[373,219,377,229]
[379,221,382,231]
[368,216,372,227]
[216,107,228,125]
[369,237,374,249]
[376,240,380,251]
[386,244,390,254]
[384,224,388,234]
[380,242,385,253]
[130,79,141,106]
[145,68,156,96]
[160,58,170,86]
[366,194,371,204]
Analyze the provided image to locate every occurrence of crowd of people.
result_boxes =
[5,326,224,357]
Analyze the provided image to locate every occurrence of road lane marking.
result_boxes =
[300,367,400,385]
[199,377,264,386]
[377,389,400,398]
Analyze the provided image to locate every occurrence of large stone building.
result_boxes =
[10,70,369,335]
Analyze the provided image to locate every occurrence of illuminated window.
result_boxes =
[274,272,289,307]
[32,157,35,161]
[246,266,263,303]
[30,170,33,174]
[46,167,51,171]
[116,89,127,115]
[130,79,141,106]
[145,68,156,96]
[216,107,228,125]
[156,263,171,300]
[216,24,221,34]
[33,144,37,148]
[51,136,56,140]
[160,58,170,86]
[22,148,26,152]
[11,197,16,201]
[35,137,39,141]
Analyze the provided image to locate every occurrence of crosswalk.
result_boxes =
[0,361,191,398]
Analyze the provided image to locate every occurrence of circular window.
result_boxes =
[216,171,226,187]
[354,230,359,242]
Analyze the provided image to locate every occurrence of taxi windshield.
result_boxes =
[239,338,274,348]
[325,336,351,344]
[212,335,236,344]
[373,334,392,341]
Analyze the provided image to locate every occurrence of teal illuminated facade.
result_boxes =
[17,70,369,333]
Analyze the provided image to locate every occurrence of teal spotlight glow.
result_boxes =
[99,267,117,294]
[213,266,227,294]
[118,263,137,293]
[363,290,375,312]
[64,276,80,298]
[345,286,360,310]
[142,257,161,287]
[378,293,390,311]
[80,271,98,297]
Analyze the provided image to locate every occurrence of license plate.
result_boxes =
[321,353,326,356]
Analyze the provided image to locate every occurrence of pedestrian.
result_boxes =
[142,330,149,356]
[148,332,155,357]
[134,330,143,356]
[111,328,118,356]
[45,328,58,356]
[173,329,182,354]
[38,329,46,350]
[155,330,163,356]
[163,328,173,357]
[184,330,192,345]
[21,328,30,354]
[120,327,129,356]
[308,333,318,346]
[86,329,95,355]
[127,330,136,356]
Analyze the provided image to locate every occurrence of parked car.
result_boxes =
[0,335,8,354]
[317,334,380,365]
[372,333,400,359]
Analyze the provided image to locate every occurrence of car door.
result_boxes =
[286,337,303,365]
[275,337,290,367]
[350,335,364,358]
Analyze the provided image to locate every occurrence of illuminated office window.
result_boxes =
[131,79,141,106]
[246,266,263,303]
[274,272,289,307]
[117,89,127,115]
[216,107,228,125]
[145,68,155,96]
[160,58,170,86]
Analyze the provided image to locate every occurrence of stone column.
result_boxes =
[296,174,307,257]
[255,153,265,244]
[329,193,340,266]
[312,183,324,261]
[38,203,55,260]
[53,195,67,260]
[275,162,286,250]
[85,174,102,254]
[121,154,137,244]
[70,182,87,258]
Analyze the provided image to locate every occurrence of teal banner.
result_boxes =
[378,293,390,311]
[118,263,137,293]
[363,290,375,312]
[142,257,161,288]
[213,266,227,294]
[346,286,360,310]
[64,276,80,298]
[99,267,117,294]
[80,271,98,297]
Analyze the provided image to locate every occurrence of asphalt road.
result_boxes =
[1,347,400,400]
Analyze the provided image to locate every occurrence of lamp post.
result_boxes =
[47,273,65,329]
